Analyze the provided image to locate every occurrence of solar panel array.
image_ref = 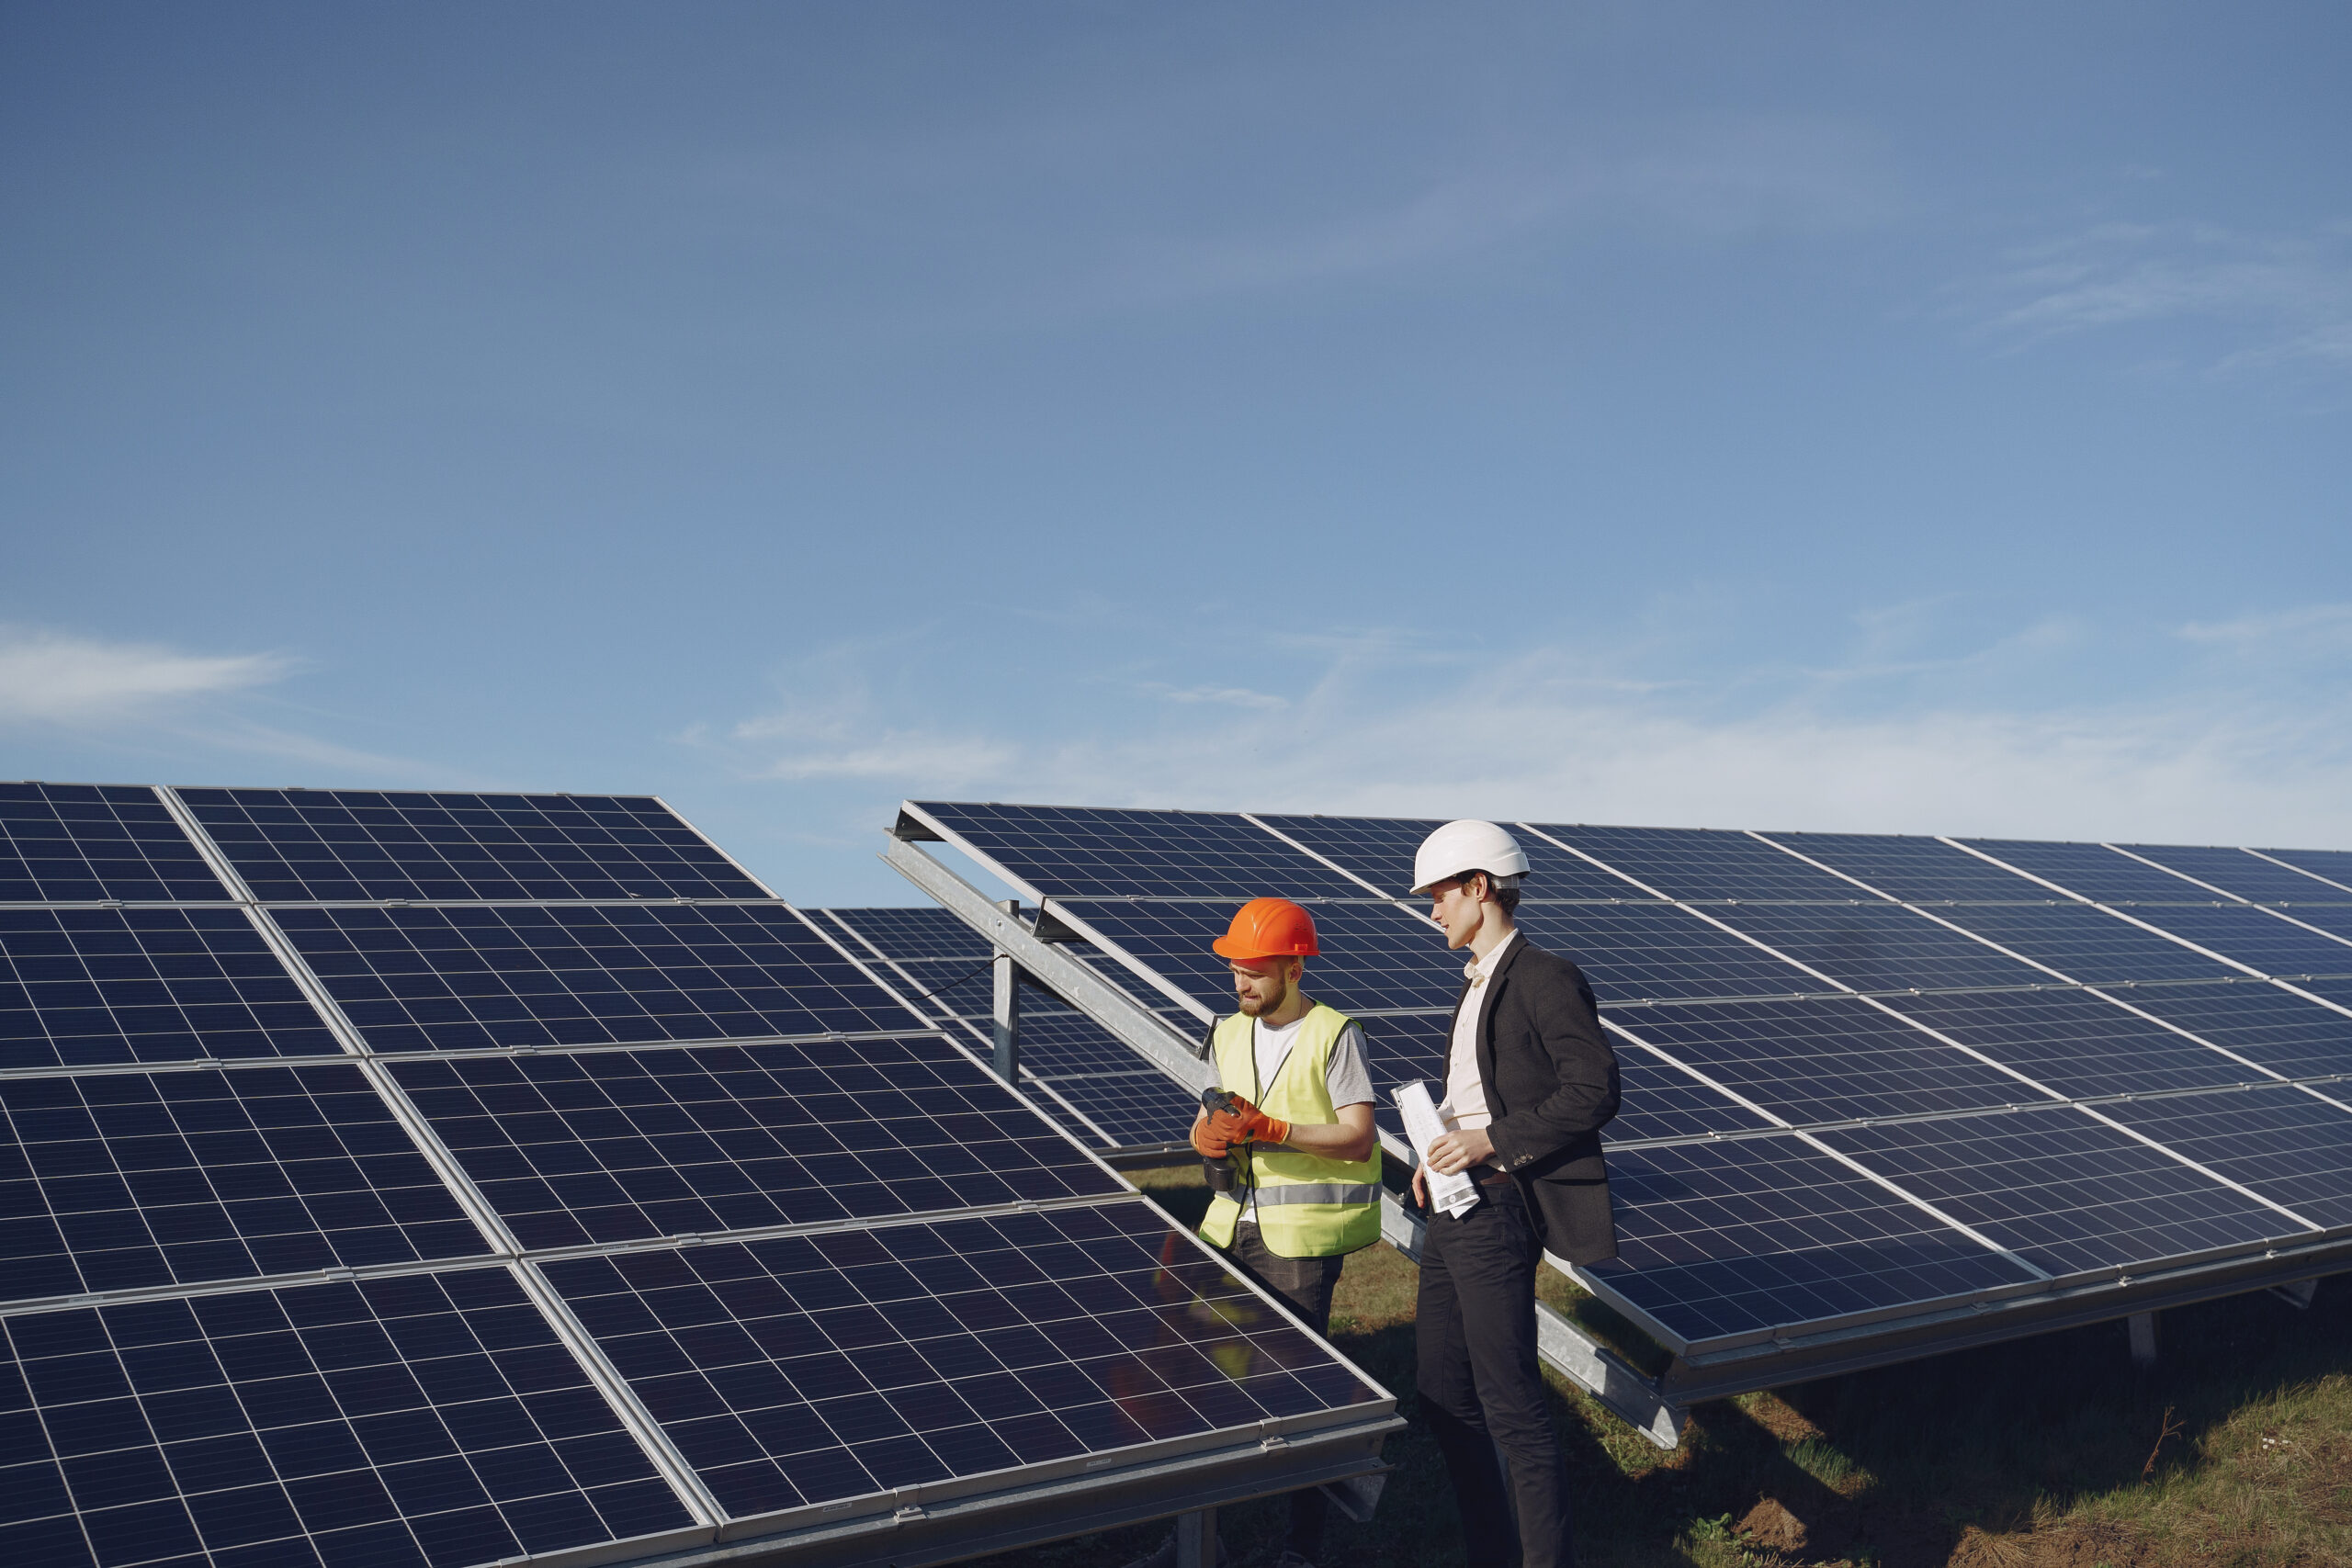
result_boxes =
[820,908,1197,1154]
[4,784,1390,1568]
[904,801,2352,1359]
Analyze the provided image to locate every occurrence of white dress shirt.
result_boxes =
[1440,928,1520,1147]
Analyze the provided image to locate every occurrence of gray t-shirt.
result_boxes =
[1218,1013,1375,1109]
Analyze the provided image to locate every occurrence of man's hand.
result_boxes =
[1206,1092,1291,1147]
[1426,1125,1495,1176]
[1410,1163,1430,1209]
[1190,1113,1230,1159]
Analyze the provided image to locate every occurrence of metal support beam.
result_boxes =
[1532,1298,1687,1449]
[883,837,1213,1091]
[2128,1310,2160,1367]
[2268,1277,2320,1310]
[991,898,1022,1085]
[1174,1507,1217,1568]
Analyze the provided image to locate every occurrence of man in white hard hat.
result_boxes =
[1408,820,1619,1568]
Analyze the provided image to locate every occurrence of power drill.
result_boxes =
[1200,1087,1241,1195]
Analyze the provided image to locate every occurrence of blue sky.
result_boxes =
[5,2,2348,904]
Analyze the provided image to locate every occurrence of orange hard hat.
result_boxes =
[1211,897,1319,961]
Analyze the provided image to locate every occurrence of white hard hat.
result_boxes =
[1411,820,1532,895]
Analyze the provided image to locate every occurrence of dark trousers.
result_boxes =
[1416,1181,1577,1568]
[1224,1222,1346,1559]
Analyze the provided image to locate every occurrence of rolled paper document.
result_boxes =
[1394,1079,1481,1219]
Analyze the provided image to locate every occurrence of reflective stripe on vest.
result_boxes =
[1198,1001,1381,1258]
[1248,1183,1381,1207]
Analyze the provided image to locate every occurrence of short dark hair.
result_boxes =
[1466,870,1521,916]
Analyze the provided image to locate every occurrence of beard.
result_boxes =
[1236,984,1287,1017]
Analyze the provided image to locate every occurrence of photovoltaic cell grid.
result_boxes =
[1607,996,2047,1128]
[3,909,345,1070]
[0,1269,695,1568]
[2118,904,2352,978]
[390,1040,1125,1250]
[820,909,1199,1151]
[1585,1136,2039,1344]
[270,904,909,1054]
[1815,1110,2301,1279]
[1703,902,2052,993]
[2258,847,2352,892]
[2122,843,2352,904]
[1954,839,2222,905]
[178,790,765,904]
[909,803,1365,900]
[1525,823,1869,904]
[540,1201,1383,1520]
[1876,987,2269,1099]
[0,785,231,906]
[1,1065,488,1301]
[1251,814,1657,902]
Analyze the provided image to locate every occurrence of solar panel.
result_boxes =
[1951,838,2210,904]
[2252,846,2352,892]
[1608,996,2049,1126]
[1702,901,2052,993]
[2116,903,2352,978]
[541,1202,1385,1520]
[1753,830,2048,902]
[1525,823,1868,903]
[390,1039,1124,1249]
[1509,902,1823,1004]
[909,803,1368,899]
[1813,1109,2304,1279]
[2113,982,2352,1079]
[1252,813,1657,901]
[2121,842,2352,904]
[1583,1135,2040,1347]
[0,784,232,906]
[177,790,764,904]
[3,784,1400,1567]
[0,1268,697,1568]
[986,1010,1199,1150]
[1926,903,2245,983]
[3,908,345,1068]
[1875,987,2269,1098]
[2275,904,2352,945]
[2097,1087,2352,1228]
[270,904,909,1053]
[1600,1043,1779,1145]
[820,908,1199,1153]
[1,1064,490,1300]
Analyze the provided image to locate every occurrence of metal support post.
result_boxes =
[991,898,1022,1085]
[2127,1310,2160,1367]
[1174,1506,1217,1568]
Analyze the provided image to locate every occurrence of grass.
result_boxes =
[967,1166,2352,1567]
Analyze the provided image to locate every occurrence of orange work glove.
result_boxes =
[1191,1116,1231,1158]
[1206,1094,1290,1146]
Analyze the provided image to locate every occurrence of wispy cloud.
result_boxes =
[1978,221,2352,371]
[0,626,294,723]
[1144,683,1287,711]
[710,615,2352,852]
[1125,116,1900,304]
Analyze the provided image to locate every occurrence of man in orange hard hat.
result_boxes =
[1118,897,1379,1568]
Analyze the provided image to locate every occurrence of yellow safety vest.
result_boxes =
[1199,1001,1381,1258]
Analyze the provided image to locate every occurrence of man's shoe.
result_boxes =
[1114,1532,1227,1568]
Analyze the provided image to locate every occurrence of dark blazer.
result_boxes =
[1462,933,1621,1264]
